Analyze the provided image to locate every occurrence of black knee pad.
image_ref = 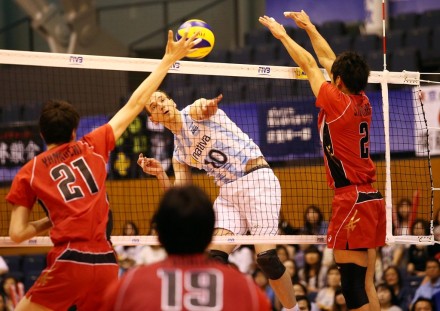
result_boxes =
[337,262,369,309]
[208,250,229,264]
[256,249,286,280]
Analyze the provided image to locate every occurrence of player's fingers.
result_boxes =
[192,37,202,46]
[214,94,223,103]
[167,30,173,42]
[181,26,190,41]
[188,30,201,44]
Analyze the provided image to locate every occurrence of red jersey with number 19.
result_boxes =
[6,124,115,245]
[101,254,271,311]
[316,82,376,189]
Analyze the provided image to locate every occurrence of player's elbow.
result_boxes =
[9,228,26,243]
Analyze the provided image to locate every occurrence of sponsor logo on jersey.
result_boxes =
[189,123,199,135]
[192,135,211,162]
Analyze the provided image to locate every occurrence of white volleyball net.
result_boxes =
[0,49,435,247]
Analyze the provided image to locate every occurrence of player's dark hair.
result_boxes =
[331,51,370,94]
[155,185,214,254]
[39,99,80,145]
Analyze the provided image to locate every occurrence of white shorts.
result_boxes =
[213,168,281,235]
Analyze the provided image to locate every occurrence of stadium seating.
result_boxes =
[366,50,386,71]
[353,34,380,58]
[389,47,419,72]
[318,20,347,39]
[329,35,353,55]
[229,46,253,64]
[386,29,405,51]
[253,43,279,65]
[390,12,420,31]
[418,9,440,29]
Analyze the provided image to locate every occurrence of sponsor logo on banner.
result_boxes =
[416,85,440,156]
[69,56,84,65]
[294,68,308,80]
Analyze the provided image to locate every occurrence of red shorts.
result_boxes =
[327,184,386,250]
[26,241,118,311]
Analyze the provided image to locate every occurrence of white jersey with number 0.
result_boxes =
[173,106,263,186]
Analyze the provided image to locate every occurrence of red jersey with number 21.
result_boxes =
[6,124,115,245]
[316,82,376,189]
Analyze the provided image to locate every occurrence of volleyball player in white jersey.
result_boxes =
[138,91,298,311]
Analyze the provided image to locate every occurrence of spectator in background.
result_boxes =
[296,295,312,311]
[288,283,319,311]
[315,264,341,311]
[0,295,6,311]
[410,258,440,306]
[114,221,143,276]
[393,198,415,236]
[1,275,24,311]
[332,287,348,311]
[135,221,167,266]
[101,185,271,311]
[376,283,402,311]
[407,219,430,277]
[427,225,440,260]
[301,205,328,236]
[253,268,277,310]
[410,298,434,311]
[277,245,290,263]
[0,258,8,279]
[382,265,413,311]
[229,245,256,275]
[298,245,327,298]
[283,259,301,285]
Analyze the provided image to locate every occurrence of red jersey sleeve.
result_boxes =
[81,123,115,162]
[316,82,351,122]
[5,160,36,208]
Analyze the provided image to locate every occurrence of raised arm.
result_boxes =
[109,30,201,140]
[284,10,336,75]
[189,94,223,120]
[259,15,326,97]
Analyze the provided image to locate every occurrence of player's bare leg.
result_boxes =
[15,297,52,311]
[255,244,297,310]
[365,248,380,311]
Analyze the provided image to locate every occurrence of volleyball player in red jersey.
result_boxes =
[5,30,202,311]
[101,185,271,311]
[260,11,386,311]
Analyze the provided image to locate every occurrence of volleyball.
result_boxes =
[176,19,215,59]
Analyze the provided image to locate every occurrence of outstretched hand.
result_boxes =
[137,153,165,177]
[164,29,202,61]
[191,94,223,120]
[284,10,314,30]
[258,16,287,40]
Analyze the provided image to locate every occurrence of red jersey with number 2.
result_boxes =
[316,82,376,189]
[6,124,115,245]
